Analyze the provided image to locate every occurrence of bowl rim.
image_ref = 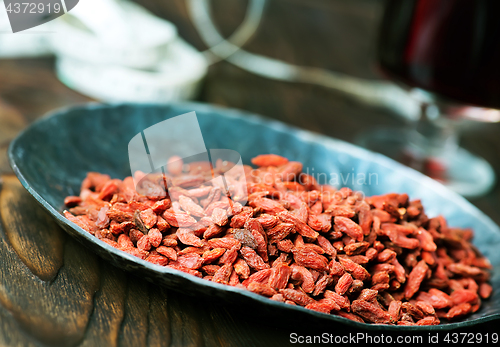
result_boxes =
[7,101,500,330]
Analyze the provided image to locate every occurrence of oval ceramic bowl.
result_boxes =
[8,102,500,331]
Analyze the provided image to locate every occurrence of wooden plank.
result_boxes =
[118,278,149,347]
[78,265,127,347]
[0,302,42,347]
[0,99,27,175]
[0,175,65,282]
[165,291,204,346]
[146,285,172,347]
[0,176,100,346]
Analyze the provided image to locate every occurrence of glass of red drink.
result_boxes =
[361,0,498,197]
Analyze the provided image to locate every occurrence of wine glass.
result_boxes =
[357,0,500,197]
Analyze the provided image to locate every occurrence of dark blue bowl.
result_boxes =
[8,102,500,330]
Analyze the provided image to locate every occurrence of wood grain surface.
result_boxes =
[1,0,500,345]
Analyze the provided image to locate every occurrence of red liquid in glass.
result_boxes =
[378,0,500,109]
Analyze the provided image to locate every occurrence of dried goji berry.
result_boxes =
[280,288,314,306]
[240,247,269,271]
[251,154,289,167]
[334,216,363,242]
[268,262,291,290]
[292,247,329,272]
[404,260,429,299]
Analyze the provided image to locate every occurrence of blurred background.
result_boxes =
[1,0,500,220]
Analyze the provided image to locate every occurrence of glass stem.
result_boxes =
[409,103,459,160]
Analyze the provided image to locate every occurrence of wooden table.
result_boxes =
[1,1,500,345]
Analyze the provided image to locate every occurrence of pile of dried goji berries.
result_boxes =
[63,154,493,325]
